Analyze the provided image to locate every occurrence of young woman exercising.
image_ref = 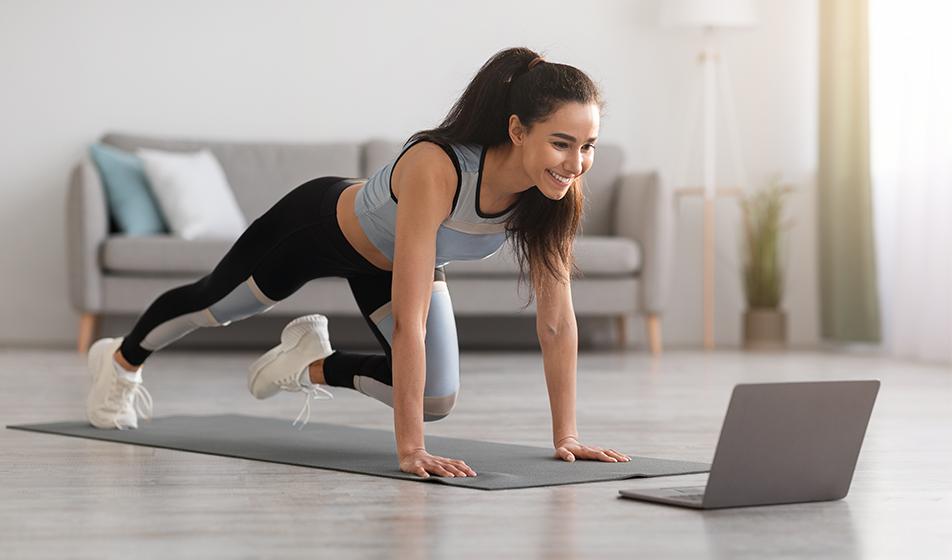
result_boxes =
[85,47,632,479]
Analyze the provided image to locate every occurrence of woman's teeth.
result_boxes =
[547,169,571,185]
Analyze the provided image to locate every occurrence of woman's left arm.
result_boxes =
[536,273,630,463]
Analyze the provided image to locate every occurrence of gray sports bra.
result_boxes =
[353,138,519,268]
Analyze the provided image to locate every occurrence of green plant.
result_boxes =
[739,175,791,309]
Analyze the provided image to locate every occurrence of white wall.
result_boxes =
[0,0,818,349]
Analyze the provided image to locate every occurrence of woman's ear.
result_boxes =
[508,114,527,146]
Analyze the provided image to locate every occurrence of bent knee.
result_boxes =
[423,390,459,422]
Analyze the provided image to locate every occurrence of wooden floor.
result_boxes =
[1,347,950,559]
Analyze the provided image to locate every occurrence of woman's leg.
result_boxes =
[118,176,358,367]
[322,267,461,422]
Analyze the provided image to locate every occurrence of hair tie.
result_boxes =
[528,56,545,71]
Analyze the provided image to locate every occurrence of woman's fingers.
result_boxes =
[597,450,618,461]
[440,457,476,477]
[449,460,477,477]
[578,446,630,462]
[607,449,631,461]
[426,457,475,477]
[554,443,631,463]
[400,450,477,478]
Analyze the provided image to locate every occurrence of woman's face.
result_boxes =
[511,101,600,200]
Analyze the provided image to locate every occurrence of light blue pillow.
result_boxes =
[89,143,169,235]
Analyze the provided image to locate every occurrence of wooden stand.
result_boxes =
[674,187,742,349]
[77,312,99,354]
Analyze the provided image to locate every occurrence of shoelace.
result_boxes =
[108,377,154,429]
[277,382,333,430]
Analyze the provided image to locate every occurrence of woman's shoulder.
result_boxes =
[402,137,483,165]
[398,140,460,180]
[391,140,460,204]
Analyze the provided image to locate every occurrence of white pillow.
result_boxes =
[136,148,247,240]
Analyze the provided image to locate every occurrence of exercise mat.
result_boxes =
[8,414,710,491]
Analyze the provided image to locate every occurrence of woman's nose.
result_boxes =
[566,154,583,175]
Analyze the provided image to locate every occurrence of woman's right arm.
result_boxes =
[390,143,475,478]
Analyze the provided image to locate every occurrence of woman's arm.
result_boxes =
[390,143,456,456]
[534,269,579,446]
[535,268,632,464]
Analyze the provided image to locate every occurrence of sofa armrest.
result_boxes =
[66,157,107,313]
[612,171,674,315]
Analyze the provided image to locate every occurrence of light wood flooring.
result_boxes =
[1,347,950,559]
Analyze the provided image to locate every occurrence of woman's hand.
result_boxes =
[554,436,631,463]
[399,448,477,479]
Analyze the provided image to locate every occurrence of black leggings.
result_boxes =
[119,177,461,420]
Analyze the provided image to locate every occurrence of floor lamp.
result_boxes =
[661,0,758,349]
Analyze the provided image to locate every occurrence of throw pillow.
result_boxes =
[89,143,169,235]
[136,148,247,240]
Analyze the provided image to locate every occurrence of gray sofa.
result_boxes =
[67,132,673,354]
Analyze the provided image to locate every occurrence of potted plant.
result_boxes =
[739,175,791,350]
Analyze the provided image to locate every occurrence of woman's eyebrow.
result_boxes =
[550,132,598,142]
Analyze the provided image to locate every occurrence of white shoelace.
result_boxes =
[109,377,154,429]
[277,381,333,430]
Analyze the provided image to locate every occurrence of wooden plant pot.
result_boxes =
[743,308,787,350]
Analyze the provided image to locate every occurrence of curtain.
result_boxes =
[870,1,952,363]
[818,0,881,343]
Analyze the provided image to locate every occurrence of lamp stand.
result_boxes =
[674,29,750,350]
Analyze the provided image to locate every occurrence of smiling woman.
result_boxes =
[85,47,628,483]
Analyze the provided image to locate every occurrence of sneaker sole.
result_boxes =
[247,314,330,398]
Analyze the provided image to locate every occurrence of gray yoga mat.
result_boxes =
[7,414,710,490]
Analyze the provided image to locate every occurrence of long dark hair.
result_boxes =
[408,47,605,309]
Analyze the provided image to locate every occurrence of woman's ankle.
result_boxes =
[113,349,141,372]
[308,358,326,385]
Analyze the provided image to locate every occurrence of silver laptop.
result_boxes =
[618,380,880,510]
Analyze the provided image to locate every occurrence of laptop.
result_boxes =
[618,380,880,510]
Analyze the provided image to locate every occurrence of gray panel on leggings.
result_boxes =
[8,415,710,491]
[208,279,276,326]
[370,282,460,397]
[141,278,276,352]
[354,376,458,422]
[141,309,218,351]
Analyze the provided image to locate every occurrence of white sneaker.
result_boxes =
[86,337,154,430]
[248,314,335,428]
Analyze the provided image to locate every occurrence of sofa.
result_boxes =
[67,132,673,355]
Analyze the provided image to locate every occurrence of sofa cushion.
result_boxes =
[101,132,362,223]
[101,235,640,278]
[136,148,248,240]
[102,236,233,275]
[88,143,169,235]
[444,235,640,277]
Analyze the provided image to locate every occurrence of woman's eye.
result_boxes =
[553,142,596,151]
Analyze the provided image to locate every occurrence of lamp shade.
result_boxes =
[660,0,758,28]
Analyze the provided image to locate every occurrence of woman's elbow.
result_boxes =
[393,320,426,341]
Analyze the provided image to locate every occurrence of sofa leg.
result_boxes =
[78,313,99,355]
[645,314,663,356]
[615,315,628,349]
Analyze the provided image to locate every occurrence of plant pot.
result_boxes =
[743,308,787,350]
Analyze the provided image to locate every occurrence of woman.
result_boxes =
[85,47,631,479]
